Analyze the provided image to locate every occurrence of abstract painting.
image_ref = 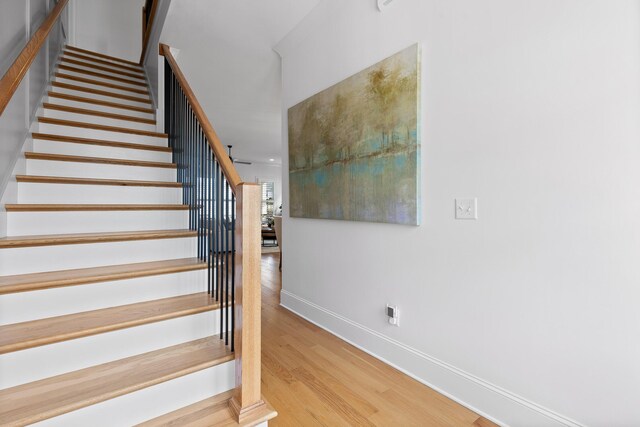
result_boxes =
[288,44,420,225]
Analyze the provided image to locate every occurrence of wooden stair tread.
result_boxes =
[0,258,207,295]
[63,51,144,74]
[57,64,147,87]
[60,57,145,80]
[52,81,152,104]
[47,91,154,113]
[32,133,170,152]
[0,336,233,425]
[0,229,196,249]
[55,72,150,95]
[25,152,176,169]
[43,103,155,124]
[137,392,277,427]
[38,117,166,137]
[5,204,189,212]
[16,175,181,187]
[66,45,140,67]
[0,293,219,354]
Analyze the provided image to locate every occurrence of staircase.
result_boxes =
[0,44,274,426]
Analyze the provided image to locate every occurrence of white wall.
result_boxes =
[0,0,67,236]
[276,1,640,426]
[71,0,144,62]
[235,163,282,214]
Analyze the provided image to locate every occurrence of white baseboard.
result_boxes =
[280,289,585,427]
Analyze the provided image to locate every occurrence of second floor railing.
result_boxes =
[160,43,265,424]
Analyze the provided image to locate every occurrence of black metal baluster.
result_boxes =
[218,162,224,340]
[175,87,182,192]
[191,110,196,234]
[188,106,193,230]
[231,190,236,351]
[207,144,213,295]
[165,60,241,351]
[224,180,231,345]
[197,128,202,260]
[183,100,187,220]
[213,159,218,301]
[209,150,216,300]
[178,85,182,187]
[198,126,202,258]
[199,130,203,261]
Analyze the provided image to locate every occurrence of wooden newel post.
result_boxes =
[230,182,266,422]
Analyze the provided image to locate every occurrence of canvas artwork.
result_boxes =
[288,44,420,225]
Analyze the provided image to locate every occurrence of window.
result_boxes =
[261,182,275,224]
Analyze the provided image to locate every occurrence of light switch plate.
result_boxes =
[455,198,477,220]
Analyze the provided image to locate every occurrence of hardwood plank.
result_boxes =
[38,117,166,137]
[0,293,219,354]
[57,64,147,86]
[60,57,145,80]
[5,204,188,212]
[66,45,140,67]
[47,91,154,113]
[0,229,196,249]
[25,152,176,169]
[64,51,144,74]
[55,72,150,95]
[52,81,151,104]
[0,0,69,115]
[258,253,490,426]
[0,336,233,426]
[16,175,181,188]
[32,133,170,152]
[0,258,206,295]
[473,416,500,427]
[43,103,155,124]
[137,391,277,427]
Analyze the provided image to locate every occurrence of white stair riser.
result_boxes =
[42,107,157,132]
[60,58,147,83]
[33,139,171,163]
[55,67,147,90]
[62,50,142,68]
[33,361,234,427]
[50,86,152,109]
[54,75,150,99]
[18,183,182,204]
[0,236,196,275]
[36,122,166,146]
[7,210,189,235]
[0,269,208,324]
[44,95,154,120]
[27,159,176,181]
[0,310,226,389]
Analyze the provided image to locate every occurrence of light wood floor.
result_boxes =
[260,253,498,426]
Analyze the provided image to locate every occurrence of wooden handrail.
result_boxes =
[0,0,69,116]
[159,43,242,191]
[139,0,159,65]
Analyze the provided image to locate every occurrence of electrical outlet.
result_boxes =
[386,304,399,326]
[455,198,477,220]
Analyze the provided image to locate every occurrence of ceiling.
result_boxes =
[161,0,321,164]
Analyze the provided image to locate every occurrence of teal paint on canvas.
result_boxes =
[288,44,420,225]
